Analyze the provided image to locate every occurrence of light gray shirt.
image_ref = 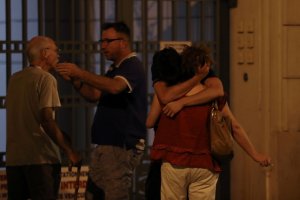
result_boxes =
[6,66,61,166]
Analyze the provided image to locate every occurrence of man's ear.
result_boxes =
[121,39,129,49]
[41,48,49,58]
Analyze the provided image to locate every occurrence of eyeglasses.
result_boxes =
[98,38,123,44]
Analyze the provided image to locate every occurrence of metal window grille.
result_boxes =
[0,0,231,199]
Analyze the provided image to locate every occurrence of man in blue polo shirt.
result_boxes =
[56,21,147,200]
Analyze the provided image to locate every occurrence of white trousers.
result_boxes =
[161,162,219,200]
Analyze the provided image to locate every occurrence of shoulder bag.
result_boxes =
[210,100,234,157]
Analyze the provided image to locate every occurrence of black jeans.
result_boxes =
[145,160,162,200]
[6,164,61,200]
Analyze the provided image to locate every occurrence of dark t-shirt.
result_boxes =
[91,56,147,149]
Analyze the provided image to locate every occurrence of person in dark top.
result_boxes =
[56,21,147,200]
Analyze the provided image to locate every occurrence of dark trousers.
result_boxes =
[6,164,61,200]
[145,160,162,200]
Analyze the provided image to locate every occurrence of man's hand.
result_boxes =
[68,151,82,167]
[56,63,82,79]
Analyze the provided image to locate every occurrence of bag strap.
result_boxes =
[212,100,219,110]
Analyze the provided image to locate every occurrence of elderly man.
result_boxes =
[6,36,81,200]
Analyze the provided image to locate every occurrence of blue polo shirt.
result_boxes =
[91,55,147,149]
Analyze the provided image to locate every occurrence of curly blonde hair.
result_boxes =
[180,45,213,81]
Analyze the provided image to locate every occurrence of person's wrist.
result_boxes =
[194,73,202,82]
[178,98,186,107]
[64,147,75,158]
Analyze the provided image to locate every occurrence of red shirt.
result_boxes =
[151,98,226,172]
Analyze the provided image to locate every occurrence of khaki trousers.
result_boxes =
[161,162,219,200]
[86,145,143,200]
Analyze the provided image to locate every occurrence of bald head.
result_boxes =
[26,36,55,63]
